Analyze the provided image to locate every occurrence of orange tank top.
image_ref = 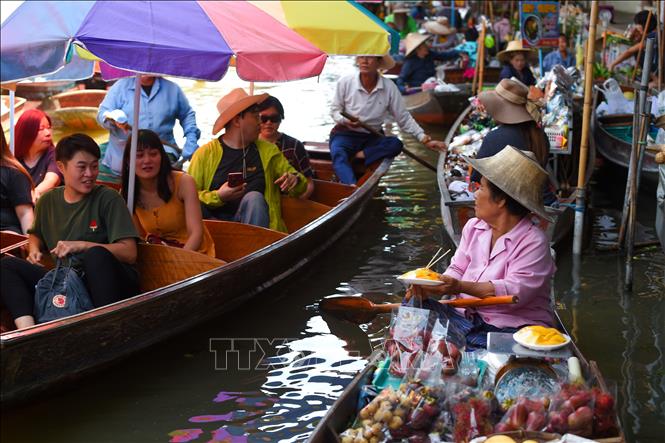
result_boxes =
[134,171,216,257]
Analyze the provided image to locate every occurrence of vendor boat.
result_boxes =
[15,80,74,101]
[47,89,107,139]
[0,151,392,404]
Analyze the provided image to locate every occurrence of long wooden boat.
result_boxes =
[1,95,27,129]
[47,89,107,135]
[15,80,75,101]
[0,155,392,404]
[308,314,625,442]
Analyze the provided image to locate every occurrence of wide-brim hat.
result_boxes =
[212,88,268,135]
[424,19,455,36]
[655,114,665,129]
[404,33,431,57]
[497,40,537,64]
[392,2,410,14]
[357,54,396,71]
[478,78,536,124]
[463,145,554,222]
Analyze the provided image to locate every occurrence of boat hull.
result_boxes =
[405,85,474,126]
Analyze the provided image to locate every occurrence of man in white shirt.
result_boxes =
[330,54,445,184]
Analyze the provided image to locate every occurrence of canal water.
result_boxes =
[1,58,663,443]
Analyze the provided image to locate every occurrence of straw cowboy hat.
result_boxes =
[464,145,554,222]
[356,53,396,71]
[404,33,431,57]
[424,17,455,36]
[478,78,540,124]
[212,88,268,134]
[496,40,536,64]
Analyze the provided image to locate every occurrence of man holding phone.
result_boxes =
[189,89,307,232]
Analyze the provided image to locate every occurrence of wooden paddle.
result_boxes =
[319,295,519,324]
[340,111,437,172]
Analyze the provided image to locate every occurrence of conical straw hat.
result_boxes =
[404,33,431,57]
[463,145,554,222]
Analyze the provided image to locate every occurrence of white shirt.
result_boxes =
[331,73,426,142]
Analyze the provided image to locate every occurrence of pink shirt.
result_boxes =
[444,217,556,329]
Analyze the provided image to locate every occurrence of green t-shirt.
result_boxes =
[30,185,139,255]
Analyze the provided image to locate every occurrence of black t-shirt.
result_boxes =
[19,146,62,186]
[0,166,33,233]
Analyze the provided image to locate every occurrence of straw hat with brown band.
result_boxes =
[404,33,431,57]
[463,145,554,222]
[478,78,541,124]
[212,88,268,135]
[496,40,537,64]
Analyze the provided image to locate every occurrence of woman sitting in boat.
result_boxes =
[0,133,140,329]
[396,33,461,94]
[121,129,215,257]
[257,96,315,199]
[471,78,556,205]
[1,127,34,234]
[406,145,556,349]
[497,40,537,86]
[13,109,63,202]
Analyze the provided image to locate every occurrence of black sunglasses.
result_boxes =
[260,114,282,124]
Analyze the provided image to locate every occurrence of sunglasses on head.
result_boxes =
[260,114,281,124]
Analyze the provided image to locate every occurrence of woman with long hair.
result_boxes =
[14,109,62,201]
[1,127,34,233]
[121,129,215,257]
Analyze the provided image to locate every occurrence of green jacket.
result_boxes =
[189,138,307,233]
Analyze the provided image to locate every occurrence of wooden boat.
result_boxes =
[1,95,27,130]
[47,89,107,135]
[15,80,74,101]
[0,155,392,404]
[308,315,625,442]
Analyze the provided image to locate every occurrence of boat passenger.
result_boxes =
[609,10,659,82]
[423,17,459,51]
[406,145,556,349]
[497,40,537,86]
[257,96,315,199]
[189,88,307,233]
[13,109,62,202]
[0,133,140,329]
[121,129,215,257]
[330,54,446,185]
[97,75,201,175]
[542,33,575,73]
[397,33,461,94]
[384,3,418,39]
[471,79,556,205]
[0,128,34,234]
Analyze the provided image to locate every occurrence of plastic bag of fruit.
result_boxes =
[384,306,436,377]
[418,318,466,380]
[590,382,620,438]
[545,383,594,437]
[350,385,422,441]
[437,382,496,442]
[494,396,549,433]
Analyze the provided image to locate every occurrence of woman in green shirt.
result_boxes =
[0,134,140,329]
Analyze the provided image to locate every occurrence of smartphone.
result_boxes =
[227,172,244,188]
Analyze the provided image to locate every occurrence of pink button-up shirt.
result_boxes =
[443,217,556,329]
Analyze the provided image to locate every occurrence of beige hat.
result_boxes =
[424,18,455,36]
[392,2,410,14]
[478,78,539,124]
[356,54,396,71]
[655,114,665,129]
[212,88,268,135]
[463,145,554,222]
[496,40,536,64]
[404,33,431,57]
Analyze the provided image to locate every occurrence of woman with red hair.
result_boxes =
[1,126,34,234]
[14,109,62,201]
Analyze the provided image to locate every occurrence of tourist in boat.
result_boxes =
[257,96,315,199]
[13,109,62,202]
[189,88,307,233]
[609,10,658,82]
[406,145,556,349]
[542,33,575,73]
[384,3,418,39]
[0,128,34,234]
[121,129,215,257]
[0,133,140,329]
[497,40,537,86]
[97,75,201,175]
[396,33,461,94]
[330,54,446,185]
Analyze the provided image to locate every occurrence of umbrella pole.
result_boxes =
[573,0,599,256]
[9,89,16,154]
[126,75,141,212]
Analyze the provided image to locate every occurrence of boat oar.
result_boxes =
[319,295,518,324]
[340,111,437,172]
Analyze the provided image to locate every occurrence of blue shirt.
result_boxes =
[397,50,460,93]
[499,64,536,86]
[97,77,201,174]
[541,49,575,73]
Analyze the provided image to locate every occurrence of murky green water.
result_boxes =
[2,58,663,443]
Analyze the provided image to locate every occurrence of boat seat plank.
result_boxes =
[309,180,354,207]
[1,231,28,255]
[136,243,225,292]
[204,220,287,263]
[281,196,332,233]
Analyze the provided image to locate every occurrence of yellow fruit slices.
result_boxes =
[413,268,441,280]
[515,325,567,345]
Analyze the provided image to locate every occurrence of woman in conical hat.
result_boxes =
[497,40,537,86]
[396,32,461,94]
[406,145,556,349]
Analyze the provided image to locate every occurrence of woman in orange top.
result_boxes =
[121,129,215,257]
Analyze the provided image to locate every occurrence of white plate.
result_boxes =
[513,331,571,351]
[397,271,442,286]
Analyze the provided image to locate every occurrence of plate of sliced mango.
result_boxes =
[397,268,443,286]
[513,325,571,351]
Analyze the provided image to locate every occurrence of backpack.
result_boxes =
[33,258,94,324]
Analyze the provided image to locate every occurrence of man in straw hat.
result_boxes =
[189,88,307,233]
[396,32,460,94]
[330,54,446,184]
[497,40,537,86]
[406,145,556,349]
